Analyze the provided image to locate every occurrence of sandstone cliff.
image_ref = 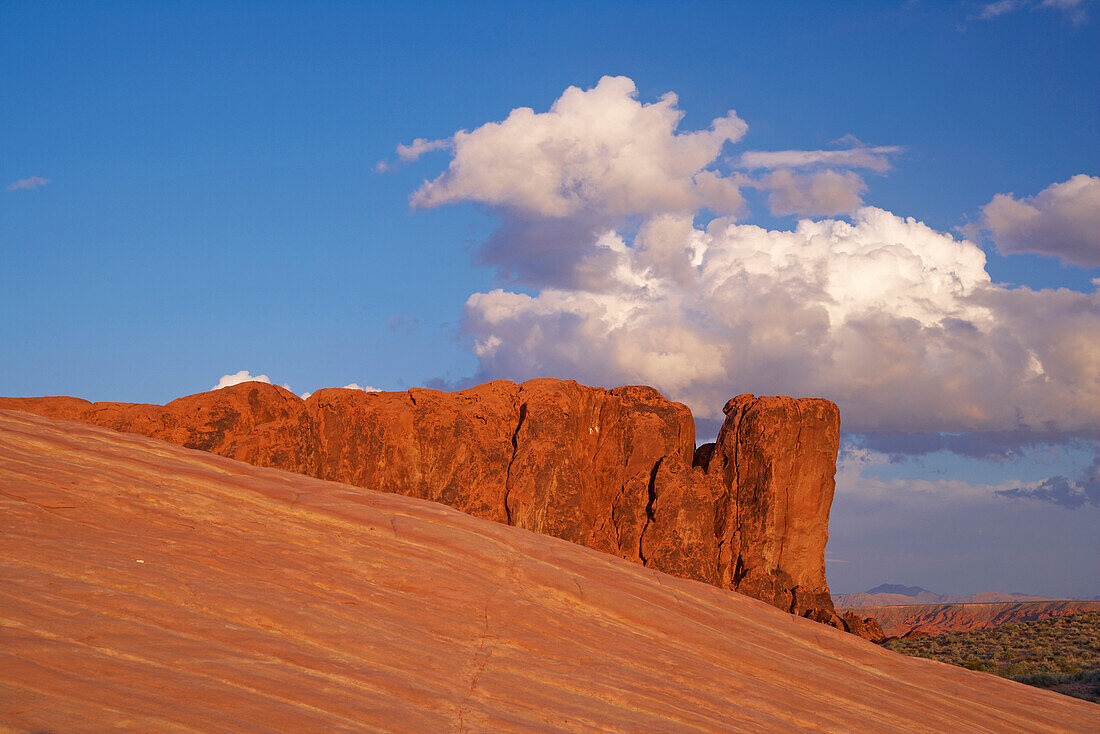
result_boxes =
[1,379,849,628]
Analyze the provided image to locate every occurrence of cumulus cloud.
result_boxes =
[6,176,49,191]
[406,76,750,287]
[979,174,1100,268]
[407,78,1100,438]
[464,207,1100,434]
[212,370,272,390]
[996,454,1100,508]
[412,75,747,219]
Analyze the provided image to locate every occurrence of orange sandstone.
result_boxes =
[1,379,846,628]
[1,409,1096,732]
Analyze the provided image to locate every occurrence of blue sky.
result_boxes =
[3,1,1098,595]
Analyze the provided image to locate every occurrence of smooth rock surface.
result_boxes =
[1,409,1097,732]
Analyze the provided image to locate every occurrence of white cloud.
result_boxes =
[406,78,1100,437]
[737,144,901,173]
[396,137,450,162]
[376,137,452,172]
[6,176,49,191]
[411,75,748,219]
[212,370,272,390]
[342,383,381,392]
[464,207,1100,434]
[979,174,1100,267]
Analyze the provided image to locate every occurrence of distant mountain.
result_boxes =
[867,584,932,597]
[835,585,1055,608]
[840,600,1100,638]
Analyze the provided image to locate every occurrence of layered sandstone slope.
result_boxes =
[0,380,837,623]
[843,601,1100,638]
[2,411,1098,733]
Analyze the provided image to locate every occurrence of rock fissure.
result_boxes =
[637,456,664,566]
[502,402,528,525]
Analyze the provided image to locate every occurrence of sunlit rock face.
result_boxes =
[0,379,842,624]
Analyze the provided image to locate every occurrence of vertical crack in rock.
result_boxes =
[637,457,663,566]
[730,402,748,601]
[733,553,747,587]
[502,402,527,526]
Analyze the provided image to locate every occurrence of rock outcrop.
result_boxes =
[0,379,842,623]
[7,409,1099,732]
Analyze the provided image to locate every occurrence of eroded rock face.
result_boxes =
[0,379,841,623]
[711,394,841,616]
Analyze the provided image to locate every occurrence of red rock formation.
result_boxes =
[839,612,887,642]
[708,394,840,616]
[6,410,1098,732]
[0,379,841,624]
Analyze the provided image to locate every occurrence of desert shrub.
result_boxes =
[1013,669,1100,703]
[883,611,1100,702]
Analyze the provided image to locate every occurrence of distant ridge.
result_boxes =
[841,600,1100,637]
[867,583,932,597]
[836,585,1053,608]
